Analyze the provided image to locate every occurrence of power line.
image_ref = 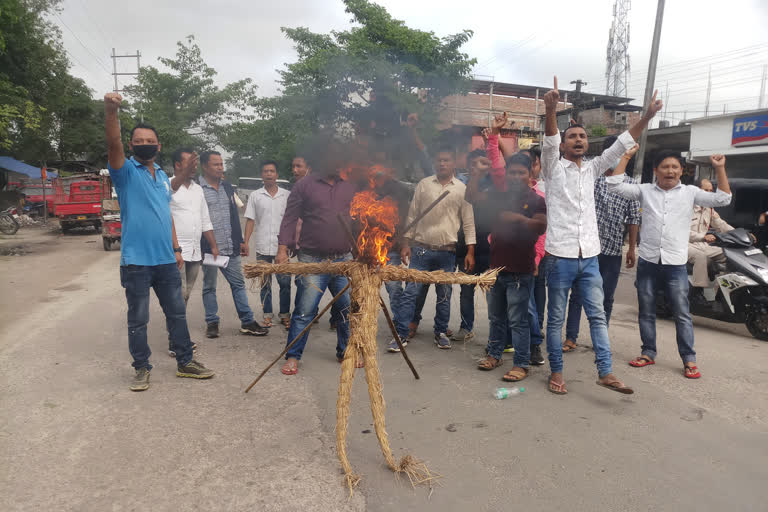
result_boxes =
[54,12,111,75]
[76,0,112,51]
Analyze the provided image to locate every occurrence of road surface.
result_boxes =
[1,227,767,511]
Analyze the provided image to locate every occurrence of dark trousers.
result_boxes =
[120,263,194,370]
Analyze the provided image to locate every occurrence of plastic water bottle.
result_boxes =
[494,387,525,399]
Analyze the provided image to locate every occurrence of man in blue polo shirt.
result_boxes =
[104,92,214,391]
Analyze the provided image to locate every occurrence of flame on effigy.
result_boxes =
[350,189,399,267]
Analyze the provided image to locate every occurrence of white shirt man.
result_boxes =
[244,161,292,327]
[169,149,217,305]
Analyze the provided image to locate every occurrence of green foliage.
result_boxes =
[221,0,476,180]
[590,125,608,137]
[122,36,258,163]
[0,0,107,166]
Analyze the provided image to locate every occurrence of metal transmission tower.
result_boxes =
[605,0,631,97]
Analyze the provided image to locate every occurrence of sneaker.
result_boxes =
[503,345,515,353]
[206,322,219,338]
[130,367,150,391]
[240,321,268,336]
[530,344,545,366]
[168,342,198,358]
[434,333,452,350]
[387,337,408,353]
[450,328,474,342]
[176,360,215,379]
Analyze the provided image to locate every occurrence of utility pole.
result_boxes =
[760,64,767,109]
[570,79,588,121]
[633,0,665,180]
[704,66,712,117]
[111,48,142,120]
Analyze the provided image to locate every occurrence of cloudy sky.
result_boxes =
[55,0,768,127]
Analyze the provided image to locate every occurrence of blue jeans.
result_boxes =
[487,273,533,363]
[534,255,549,329]
[545,256,613,377]
[566,253,623,340]
[202,254,254,326]
[529,284,543,346]
[286,251,351,360]
[636,258,696,363]
[256,254,291,319]
[120,263,194,370]
[456,252,489,332]
[384,251,408,340]
[398,247,456,339]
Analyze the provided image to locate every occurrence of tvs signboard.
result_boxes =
[732,113,768,147]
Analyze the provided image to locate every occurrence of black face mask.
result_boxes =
[133,144,159,161]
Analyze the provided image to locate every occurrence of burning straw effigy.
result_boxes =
[244,189,499,490]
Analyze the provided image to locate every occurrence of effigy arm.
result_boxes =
[375,266,500,290]
[243,261,359,279]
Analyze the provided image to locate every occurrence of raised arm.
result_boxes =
[606,144,643,200]
[628,89,664,141]
[541,77,561,180]
[104,92,125,170]
[694,155,731,207]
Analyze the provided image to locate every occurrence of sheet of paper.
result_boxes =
[203,253,229,268]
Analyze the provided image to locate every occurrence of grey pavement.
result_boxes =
[1,229,767,511]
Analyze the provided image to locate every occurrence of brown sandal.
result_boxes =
[596,375,634,394]
[548,375,568,395]
[562,339,578,352]
[478,357,503,371]
[280,317,290,330]
[263,317,273,328]
[502,367,529,382]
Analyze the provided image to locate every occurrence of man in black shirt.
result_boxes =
[467,153,546,382]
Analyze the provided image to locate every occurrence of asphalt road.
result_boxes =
[1,227,767,511]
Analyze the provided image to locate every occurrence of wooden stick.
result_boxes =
[244,281,351,393]
[378,294,419,379]
[399,190,450,238]
[336,214,419,380]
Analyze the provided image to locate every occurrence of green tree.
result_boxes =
[0,0,108,166]
[221,0,476,180]
[122,36,258,160]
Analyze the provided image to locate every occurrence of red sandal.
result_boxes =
[629,356,655,367]
[684,365,701,379]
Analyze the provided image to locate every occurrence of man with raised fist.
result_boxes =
[104,92,214,391]
[540,77,662,395]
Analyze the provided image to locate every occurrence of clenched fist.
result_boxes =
[543,76,560,111]
[710,154,726,169]
[104,92,122,113]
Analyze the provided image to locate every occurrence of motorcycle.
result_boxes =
[657,228,768,341]
[0,206,20,235]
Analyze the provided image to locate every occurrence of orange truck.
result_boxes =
[53,177,102,232]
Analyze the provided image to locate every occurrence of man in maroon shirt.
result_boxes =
[468,153,547,382]
[275,149,360,375]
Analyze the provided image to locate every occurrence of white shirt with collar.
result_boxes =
[170,180,213,262]
[541,130,635,258]
[606,176,732,265]
[244,186,290,256]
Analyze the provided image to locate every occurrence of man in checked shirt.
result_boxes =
[562,136,640,353]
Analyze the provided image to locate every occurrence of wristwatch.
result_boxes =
[173,247,182,253]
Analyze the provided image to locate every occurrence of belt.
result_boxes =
[412,241,457,252]
[300,248,350,260]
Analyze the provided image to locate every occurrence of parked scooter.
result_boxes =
[657,228,768,341]
[0,206,20,235]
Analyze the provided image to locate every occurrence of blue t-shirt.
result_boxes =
[108,156,175,266]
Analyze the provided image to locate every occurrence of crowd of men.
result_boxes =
[104,76,735,394]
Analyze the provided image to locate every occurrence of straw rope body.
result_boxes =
[243,260,499,490]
